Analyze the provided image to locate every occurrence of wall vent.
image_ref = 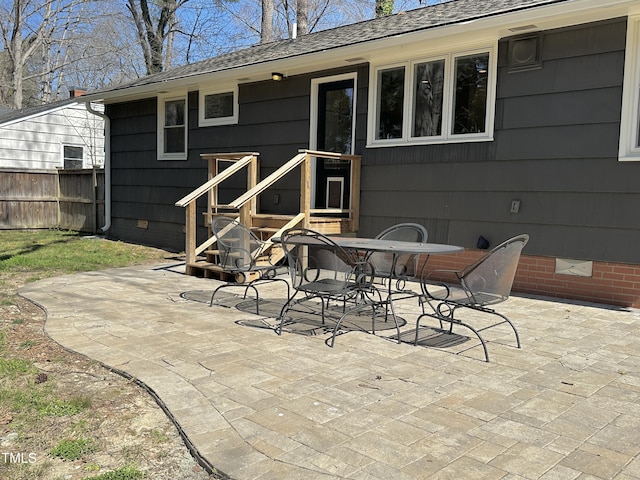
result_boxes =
[508,33,543,72]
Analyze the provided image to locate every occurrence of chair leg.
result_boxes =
[414,306,490,362]
[446,316,490,362]
[486,309,521,349]
[277,290,301,335]
[385,296,402,344]
[328,301,377,348]
[210,284,230,307]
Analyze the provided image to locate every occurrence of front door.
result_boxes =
[311,74,356,211]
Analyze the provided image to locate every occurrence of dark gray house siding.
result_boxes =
[359,17,639,265]
[106,65,368,251]
[106,17,640,267]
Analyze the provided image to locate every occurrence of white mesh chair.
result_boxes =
[416,234,529,362]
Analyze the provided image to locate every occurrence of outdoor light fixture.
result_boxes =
[271,72,285,81]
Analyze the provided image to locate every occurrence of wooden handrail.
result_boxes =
[177,150,361,268]
[175,154,254,207]
[229,152,307,209]
[262,213,306,246]
[228,150,360,210]
[302,149,361,161]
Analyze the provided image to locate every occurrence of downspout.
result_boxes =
[85,101,111,233]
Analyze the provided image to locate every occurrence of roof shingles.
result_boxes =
[100,0,566,94]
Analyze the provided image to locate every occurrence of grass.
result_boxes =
[0,230,169,277]
[49,438,96,460]
[0,230,173,480]
[82,465,145,480]
[37,396,92,416]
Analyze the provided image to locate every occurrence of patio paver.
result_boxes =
[19,262,640,479]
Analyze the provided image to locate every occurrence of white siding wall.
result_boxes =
[0,102,105,170]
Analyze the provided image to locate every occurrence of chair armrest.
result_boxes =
[420,269,461,301]
[231,247,255,271]
[352,260,376,290]
[420,279,451,301]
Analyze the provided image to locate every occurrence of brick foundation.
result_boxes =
[421,251,640,309]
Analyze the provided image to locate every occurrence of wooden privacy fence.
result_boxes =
[0,168,105,233]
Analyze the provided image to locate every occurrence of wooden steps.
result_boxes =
[185,261,263,283]
[185,213,349,283]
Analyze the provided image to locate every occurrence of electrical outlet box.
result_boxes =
[510,200,521,214]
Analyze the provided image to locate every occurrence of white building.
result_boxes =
[0,91,105,170]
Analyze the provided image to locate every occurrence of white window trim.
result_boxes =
[198,84,239,127]
[619,15,640,162]
[367,44,497,148]
[157,92,188,161]
[61,143,84,169]
[309,72,358,152]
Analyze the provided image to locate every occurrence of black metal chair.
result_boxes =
[276,228,384,347]
[367,222,429,289]
[416,234,529,362]
[209,217,289,315]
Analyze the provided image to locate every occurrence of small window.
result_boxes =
[157,93,187,160]
[63,145,83,169]
[198,86,238,126]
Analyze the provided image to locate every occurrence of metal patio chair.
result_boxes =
[209,217,289,315]
[367,222,429,287]
[276,228,384,347]
[416,234,529,362]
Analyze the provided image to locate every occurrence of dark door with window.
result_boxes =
[314,79,354,211]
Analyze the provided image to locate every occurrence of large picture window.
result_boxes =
[198,85,238,127]
[619,16,640,161]
[453,53,489,135]
[158,93,187,160]
[413,59,445,137]
[369,46,496,146]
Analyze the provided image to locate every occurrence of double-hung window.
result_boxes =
[619,15,640,161]
[198,85,238,127]
[369,46,496,146]
[63,145,83,169]
[158,93,187,160]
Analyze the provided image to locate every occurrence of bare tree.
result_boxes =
[126,0,191,75]
[261,0,274,43]
[375,0,393,17]
[296,0,309,36]
[61,7,146,91]
[1,0,54,109]
[0,0,104,109]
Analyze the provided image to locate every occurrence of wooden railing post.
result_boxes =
[301,152,311,228]
[177,150,360,273]
[185,201,196,266]
[350,155,361,233]
[249,154,258,225]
